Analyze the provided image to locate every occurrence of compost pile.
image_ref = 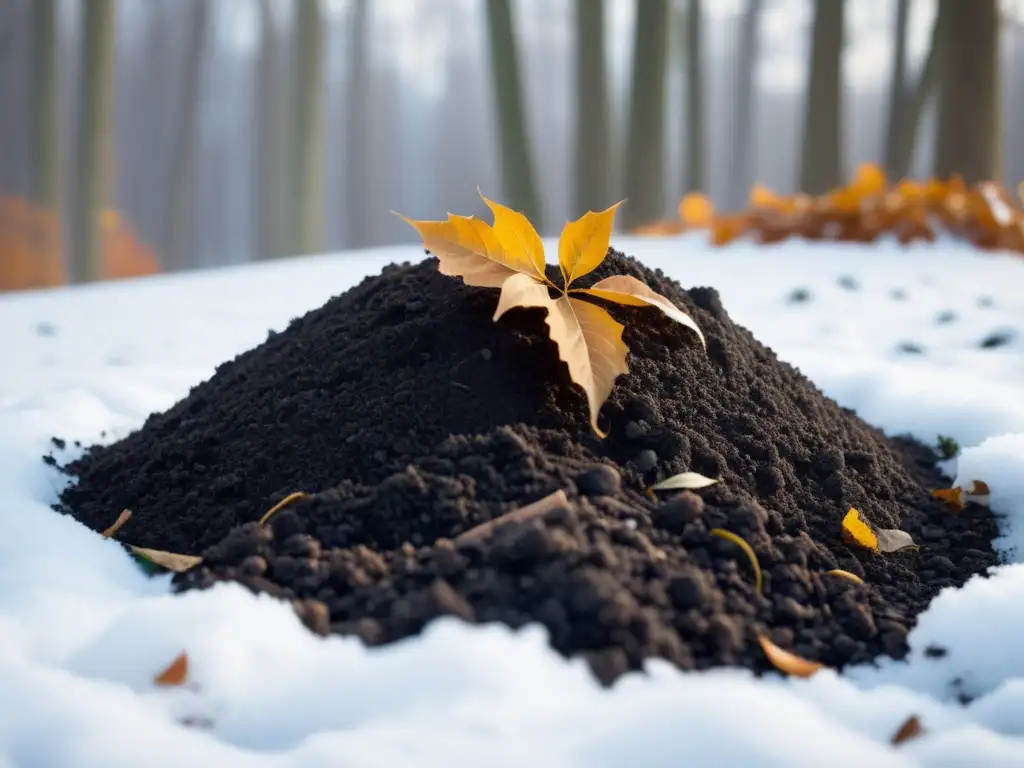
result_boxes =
[57,250,997,684]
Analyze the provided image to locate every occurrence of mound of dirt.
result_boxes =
[56,250,998,684]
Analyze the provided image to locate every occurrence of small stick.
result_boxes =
[258,491,310,526]
[102,509,132,538]
[453,490,568,546]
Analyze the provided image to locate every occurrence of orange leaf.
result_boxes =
[154,652,189,686]
[842,508,878,550]
[891,714,925,745]
[101,509,132,539]
[495,275,628,438]
[558,202,622,289]
[573,274,706,348]
[758,635,823,678]
[968,479,990,496]
[678,193,714,228]
[931,487,965,513]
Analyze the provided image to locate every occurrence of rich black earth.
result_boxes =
[55,250,999,685]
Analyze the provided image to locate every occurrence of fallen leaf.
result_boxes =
[558,202,622,288]
[842,507,878,551]
[573,274,706,348]
[101,509,132,538]
[931,487,965,513]
[891,714,925,745]
[130,546,203,573]
[826,569,865,584]
[453,490,569,545]
[154,652,189,686]
[968,479,990,496]
[401,196,705,438]
[758,635,823,678]
[648,472,719,492]
[259,491,311,526]
[710,528,762,593]
[678,193,714,228]
[875,528,916,553]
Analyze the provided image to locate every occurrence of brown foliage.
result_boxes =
[635,164,1024,255]
[0,196,160,291]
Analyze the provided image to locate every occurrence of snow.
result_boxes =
[2,235,1024,766]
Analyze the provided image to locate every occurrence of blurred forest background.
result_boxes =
[0,0,1021,289]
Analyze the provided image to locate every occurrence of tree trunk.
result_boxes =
[30,0,61,283]
[70,0,116,283]
[684,0,705,194]
[164,0,207,270]
[799,0,844,195]
[934,0,1000,182]
[345,0,369,248]
[622,0,669,230]
[574,0,608,214]
[882,0,910,179]
[484,0,543,227]
[727,0,762,210]
[291,0,326,254]
[889,5,942,180]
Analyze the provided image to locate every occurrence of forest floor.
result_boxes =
[1,235,1024,766]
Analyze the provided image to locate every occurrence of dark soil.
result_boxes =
[55,250,999,685]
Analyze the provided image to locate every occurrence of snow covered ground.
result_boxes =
[2,235,1024,767]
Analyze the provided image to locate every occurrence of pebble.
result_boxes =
[634,449,658,472]
[576,464,622,496]
[623,420,645,440]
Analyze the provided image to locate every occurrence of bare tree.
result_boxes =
[622,0,670,230]
[799,0,844,195]
[574,0,609,214]
[934,0,1001,182]
[31,0,60,215]
[882,0,910,179]
[345,0,369,247]
[164,0,207,270]
[684,0,705,194]
[485,0,543,227]
[291,0,326,254]
[727,0,762,210]
[70,0,116,283]
[885,3,943,180]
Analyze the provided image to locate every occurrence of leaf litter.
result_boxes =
[56,219,1000,685]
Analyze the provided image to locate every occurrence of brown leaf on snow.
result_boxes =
[398,196,705,437]
[891,714,925,745]
[101,509,132,538]
[154,652,189,686]
[130,546,203,573]
[758,635,824,678]
[931,487,965,513]
[968,479,991,496]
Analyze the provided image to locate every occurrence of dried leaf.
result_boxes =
[573,274,706,349]
[968,479,990,496]
[557,202,621,288]
[678,193,714,228]
[842,508,878,551]
[453,490,569,545]
[129,546,202,573]
[154,652,189,686]
[931,487,965,513]
[496,275,628,438]
[710,528,762,593]
[758,635,823,678]
[101,509,132,538]
[259,491,310,526]
[482,193,548,282]
[875,528,916,553]
[648,472,719,492]
[826,569,865,585]
[891,714,925,745]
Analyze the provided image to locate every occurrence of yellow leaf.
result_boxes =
[710,528,762,593]
[130,546,203,573]
[891,714,925,746]
[394,211,528,288]
[758,635,823,678]
[931,487,964,513]
[573,274,706,349]
[557,202,622,289]
[826,569,865,585]
[154,652,189,686]
[101,509,132,538]
[842,508,878,551]
[495,274,628,438]
[480,193,548,282]
[678,193,714,228]
[648,472,719,491]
